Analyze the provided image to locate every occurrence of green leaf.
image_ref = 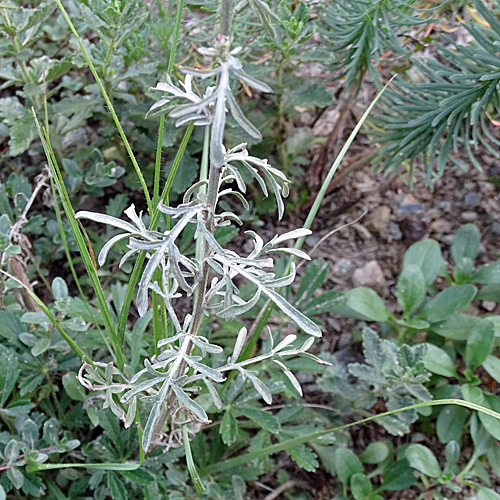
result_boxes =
[220,410,238,446]
[483,355,500,384]
[0,347,20,406]
[477,284,500,302]
[4,439,19,463]
[473,262,500,285]
[397,264,426,316]
[431,314,480,341]
[478,488,500,500]
[360,441,390,464]
[0,484,5,500]
[8,115,37,157]
[422,285,477,323]
[481,394,500,442]
[451,224,480,265]
[423,344,458,378]
[332,287,388,322]
[405,444,441,478]
[350,473,373,500]
[237,408,280,433]
[7,467,24,489]
[437,405,467,443]
[62,373,86,401]
[107,471,128,500]
[381,459,416,491]
[120,469,155,486]
[334,448,363,485]
[465,319,494,372]
[403,239,446,286]
[52,277,68,300]
[286,444,318,472]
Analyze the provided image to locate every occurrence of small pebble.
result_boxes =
[333,258,353,276]
[388,222,403,241]
[464,192,481,207]
[491,222,500,236]
[482,301,496,312]
[461,211,478,222]
[352,260,386,293]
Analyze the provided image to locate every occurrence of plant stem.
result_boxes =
[220,0,234,36]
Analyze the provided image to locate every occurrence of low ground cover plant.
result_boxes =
[1,1,500,499]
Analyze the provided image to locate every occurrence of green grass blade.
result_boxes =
[183,425,205,493]
[199,398,500,476]
[53,0,152,214]
[294,78,393,254]
[32,109,123,369]
[51,178,115,358]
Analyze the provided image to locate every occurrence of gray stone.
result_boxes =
[464,192,481,207]
[388,222,403,241]
[491,222,500,236]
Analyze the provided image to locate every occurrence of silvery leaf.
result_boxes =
[124,205,147,234]
[210,88,227,169]
[158,201,199,216]
[223,165,246,192]
[180,66,221,78]
[98,233,130,266]
[171,384,209,422]
[119,249,138,268]
[274,335,297,352]
[157,333,185,347]
[121,377,163,403]
[264,289,321,337]
[226,92,262,140]
[235,160,268,196]
[218,289,261,320]
[175,114,211,127]
[157,350,180,363]
[273,360,302,396]
[248,374,272,404]
[183,180,209,203]
[231,327,248,363]
[259,167,285,219]
[76,211,138,234]
[124,396,137,429]
[204,378,222,410]
[218,189,250,210]
[272,228,312,246]
[233,68,272,93]
[186,359,225,382]
[142,379,171,451]
[191,336,223,354]
[267,248,311,260]
[263,263,296,288]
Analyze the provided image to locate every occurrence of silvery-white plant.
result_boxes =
[76,6,324,453]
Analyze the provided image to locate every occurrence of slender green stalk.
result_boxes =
[51,178,115,357]
[54,0,152,214]
[32,110,122,368]
[199,398,500,476]
[153,117,164,211]
[294,78,393,255]
[195,125,210,261]
[183,425,205,493]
